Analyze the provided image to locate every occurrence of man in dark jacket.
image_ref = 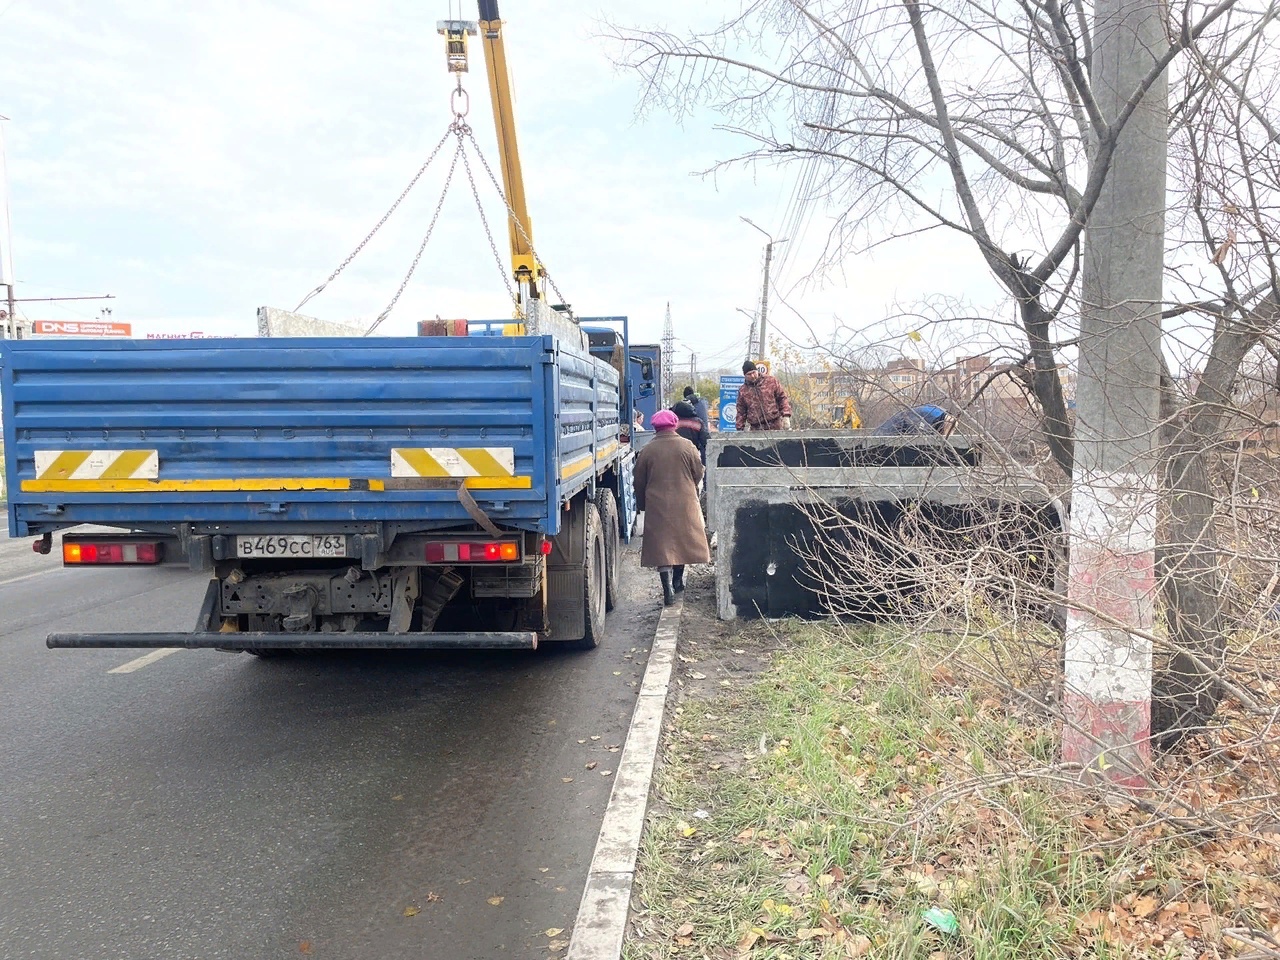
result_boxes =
[673,399,709,464]
[735,360,792,431]
[683,386,710,432]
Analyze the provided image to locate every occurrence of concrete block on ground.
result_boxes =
[705,432,1059,620]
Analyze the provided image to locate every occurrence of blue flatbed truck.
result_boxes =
[0,327,641,652]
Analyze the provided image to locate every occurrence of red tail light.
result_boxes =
[63,539,164,565]
[424,540,521,563]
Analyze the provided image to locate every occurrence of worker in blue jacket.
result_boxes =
[871,403,955,436]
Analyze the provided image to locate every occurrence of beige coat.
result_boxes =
[633,431,711,568]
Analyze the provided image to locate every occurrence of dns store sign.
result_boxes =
[31,320,133,337]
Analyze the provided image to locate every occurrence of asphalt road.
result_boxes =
[0,517,660,960]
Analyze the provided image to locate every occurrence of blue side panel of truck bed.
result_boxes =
[555,347,621,498]
[1,335,622,537]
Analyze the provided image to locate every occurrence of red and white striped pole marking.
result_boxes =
[1063,473,1156,786]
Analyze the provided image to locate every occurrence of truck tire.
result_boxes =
[595,488,620,612]
[571,501,608,650]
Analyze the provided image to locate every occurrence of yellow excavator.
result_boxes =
[833,396,863,429]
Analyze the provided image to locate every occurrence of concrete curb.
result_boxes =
[566,597,682,960]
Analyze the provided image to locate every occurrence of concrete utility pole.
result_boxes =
[741,217,786,359]
[757,240,774,358]
[0,115,15,339]
[1063,0,1168,787]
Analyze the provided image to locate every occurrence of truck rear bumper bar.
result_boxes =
[46,579,539,649]
[46,631,539,651]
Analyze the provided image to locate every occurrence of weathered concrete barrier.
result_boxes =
[705,431,1061,620]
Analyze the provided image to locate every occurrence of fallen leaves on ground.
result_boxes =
[736,927,786,953]
[624,617,1280,959]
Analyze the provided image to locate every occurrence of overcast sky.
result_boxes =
[0,0,1000,372]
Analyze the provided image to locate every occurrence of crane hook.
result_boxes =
[451,81,470,120]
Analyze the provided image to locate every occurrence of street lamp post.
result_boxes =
[1,114,15,339]
[740,217,787,359]
[734,306,757,361]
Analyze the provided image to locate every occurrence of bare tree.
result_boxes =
[606,0,1280,741]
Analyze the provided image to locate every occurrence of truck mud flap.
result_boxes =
[46,631,539,650]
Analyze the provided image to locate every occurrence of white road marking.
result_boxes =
[108,648,181,674]
[0,568,58,588]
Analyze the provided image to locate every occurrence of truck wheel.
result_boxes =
[572,501,608,650]
[595,489,620,612]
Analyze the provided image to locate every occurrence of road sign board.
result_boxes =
[719,375,744,432]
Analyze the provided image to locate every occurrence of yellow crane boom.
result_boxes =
[478,1,542,302]
[438,2,544,312]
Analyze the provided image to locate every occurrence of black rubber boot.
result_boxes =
[660,571,676,606]
[672,565,685,593]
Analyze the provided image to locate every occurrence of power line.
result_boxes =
[8,294,115,303]
[771,16,858,295]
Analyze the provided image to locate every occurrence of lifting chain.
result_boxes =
[460,124,571,310]
[461,147,518,311]
[365,134,465,335]
[301,72,573,334]
[294,126,454,313]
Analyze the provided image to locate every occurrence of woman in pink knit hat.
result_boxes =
[633,409,711,604]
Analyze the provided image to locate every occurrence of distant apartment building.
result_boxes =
[884,357,926,390]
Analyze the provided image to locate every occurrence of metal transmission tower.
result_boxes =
[661,301,675,403]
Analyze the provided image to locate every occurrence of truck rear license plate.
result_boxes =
[235,535,347,558]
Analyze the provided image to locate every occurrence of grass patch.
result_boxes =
[625,622,1280,960]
